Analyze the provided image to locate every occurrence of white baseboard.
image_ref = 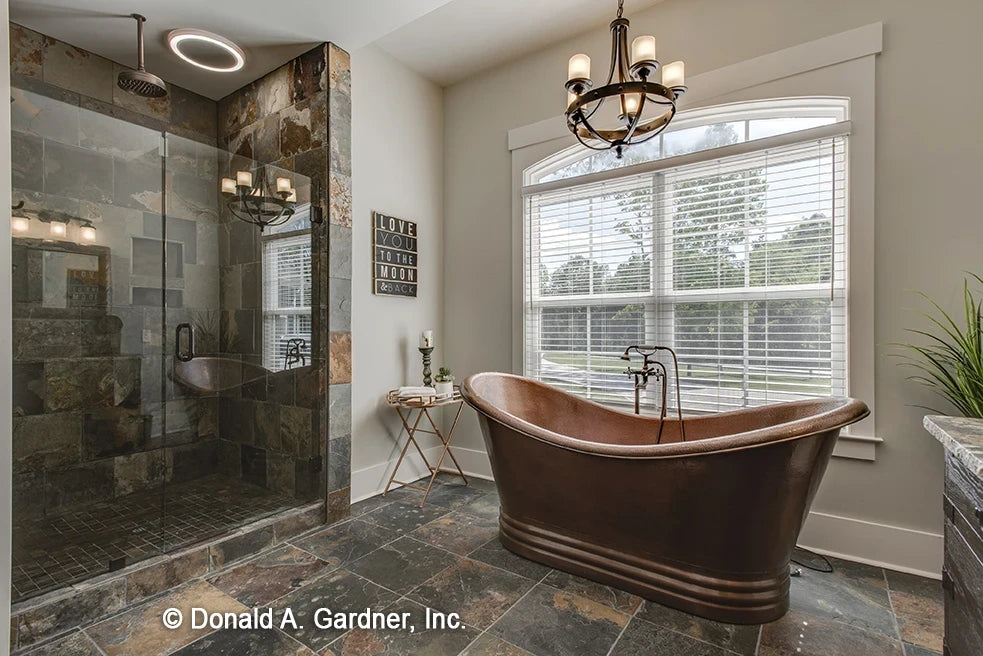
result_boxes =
[799,510,943,579]
[351,447,942,578]
[351,445,492,503]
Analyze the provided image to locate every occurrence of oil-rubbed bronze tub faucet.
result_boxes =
[621,344,685,442]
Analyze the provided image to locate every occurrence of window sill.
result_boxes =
[832,432,882,461]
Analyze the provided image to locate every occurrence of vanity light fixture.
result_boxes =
[49,219,68,238]
[12,216,29,232]
[79,222,97,242]
[564,0,687,158]
[168,29,245,73]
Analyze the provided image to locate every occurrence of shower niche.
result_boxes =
[10,87,326,603]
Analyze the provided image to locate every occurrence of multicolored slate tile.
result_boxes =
[409,559,535,629]
[489,584,629,656]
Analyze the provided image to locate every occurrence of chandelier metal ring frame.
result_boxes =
[567,81,677,149]
[564,0,687,158]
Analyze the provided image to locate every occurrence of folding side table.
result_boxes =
[384,388,469,507]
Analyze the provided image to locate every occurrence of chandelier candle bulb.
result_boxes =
[236,170,252,187]
[568,54,591,82]
[623,93,640,117]
[221,177,236,194]
[80,224,97,241]
[631,36,656,64]
[663,60,685,88]
[276,177,292,193]
[12,216,29,232]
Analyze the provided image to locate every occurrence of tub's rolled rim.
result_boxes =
[460,372,870,459]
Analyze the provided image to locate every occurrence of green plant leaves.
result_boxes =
[891,273,983,418]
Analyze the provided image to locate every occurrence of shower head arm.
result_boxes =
[131,14,147,72]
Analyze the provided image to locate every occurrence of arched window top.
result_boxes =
[525,97,850,185]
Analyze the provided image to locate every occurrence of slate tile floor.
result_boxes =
[27,477,944,656]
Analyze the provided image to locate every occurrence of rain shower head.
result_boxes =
[117,14,167,98]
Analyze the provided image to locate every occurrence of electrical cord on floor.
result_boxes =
[790,546,834,577]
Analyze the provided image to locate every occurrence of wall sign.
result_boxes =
[373,212,418,297]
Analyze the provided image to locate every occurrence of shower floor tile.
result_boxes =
[11,476,298,603]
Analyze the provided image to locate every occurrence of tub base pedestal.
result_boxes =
[499,511,790,625]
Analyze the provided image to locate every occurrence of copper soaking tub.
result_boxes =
[460,372,869,624]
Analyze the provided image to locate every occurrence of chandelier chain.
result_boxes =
[617,0,624,19]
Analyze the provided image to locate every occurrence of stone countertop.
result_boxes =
[924,415,983,479]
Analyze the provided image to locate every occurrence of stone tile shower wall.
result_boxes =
[8,23,222,517]
[215,43,352,521]
[8,24,353,527]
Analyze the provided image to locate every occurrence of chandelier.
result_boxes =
[565,0,687,158]
[221,170,298,232]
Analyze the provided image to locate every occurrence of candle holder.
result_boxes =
[419,346,434,386]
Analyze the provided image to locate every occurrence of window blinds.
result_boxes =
[262,233,312,371]
[523,135,848,414]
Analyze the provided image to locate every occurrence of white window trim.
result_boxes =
[510,25,881,460]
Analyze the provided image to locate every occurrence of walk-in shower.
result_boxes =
[10,87,322,602]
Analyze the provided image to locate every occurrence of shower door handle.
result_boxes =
[176,323,194,362]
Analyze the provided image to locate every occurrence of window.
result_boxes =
[262,230,312,371]
[523,99,849,414]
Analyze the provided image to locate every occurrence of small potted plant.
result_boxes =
[434,367,455,397]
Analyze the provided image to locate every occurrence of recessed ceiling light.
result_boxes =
[167,29,245,73]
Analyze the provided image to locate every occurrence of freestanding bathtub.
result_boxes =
[460,372,869,624]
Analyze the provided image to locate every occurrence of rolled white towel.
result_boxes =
[397,386,437,397]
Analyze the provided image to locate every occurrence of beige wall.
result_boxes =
[443,0,983,552]
[351,44,445,497]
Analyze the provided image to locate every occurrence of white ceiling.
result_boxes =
[9,0,665,98]
[8,0,456,99]
[375,0,665,86]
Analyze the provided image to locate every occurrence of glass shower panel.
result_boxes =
[10,88,167,601]
[161,139,317,551]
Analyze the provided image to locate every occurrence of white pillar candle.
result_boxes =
[221,177,236,194]
[662,60,685,88]
[12,216,29,232]
[567,54,591,81]
[236,170,253,187]
[631,36,656,63]
[420,330,434,348]
[276,177,292,193]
